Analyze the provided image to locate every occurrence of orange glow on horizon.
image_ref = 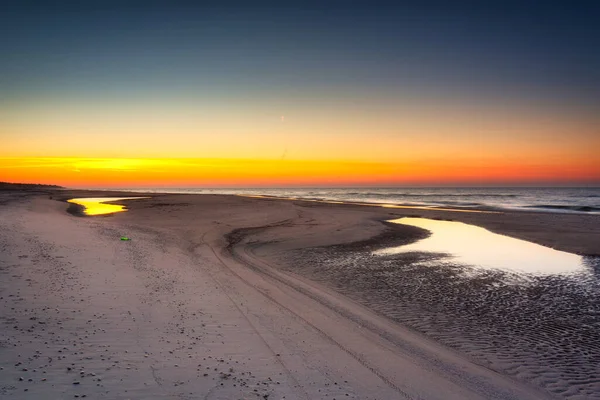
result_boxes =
[1,157,598,187]
[3,94,599,188]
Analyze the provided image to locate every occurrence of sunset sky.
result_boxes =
[1,1,599,187]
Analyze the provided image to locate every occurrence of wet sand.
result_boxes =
[1,189,600,399]
[275,241,600,399]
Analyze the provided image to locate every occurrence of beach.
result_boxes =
[1,190,599,399]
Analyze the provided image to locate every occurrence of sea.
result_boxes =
[117,187,600,214]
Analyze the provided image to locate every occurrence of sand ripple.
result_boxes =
[277,235,600,399]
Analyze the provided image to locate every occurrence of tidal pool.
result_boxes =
[67,197,147,216]
[374,217,589,276]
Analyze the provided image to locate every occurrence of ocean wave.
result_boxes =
[333,192,520,198]
[135,187,600,215]
[432,201,485,207]
[524,205,600,213]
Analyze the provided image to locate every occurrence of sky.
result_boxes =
[1,1,599,187]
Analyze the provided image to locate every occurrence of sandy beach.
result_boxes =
[1,189,599,399]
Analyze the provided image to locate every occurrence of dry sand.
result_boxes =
[1,190,599,399]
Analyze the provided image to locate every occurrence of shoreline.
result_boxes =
[57,186,600,214]
[51,188,600,255]
[1,189,599,398]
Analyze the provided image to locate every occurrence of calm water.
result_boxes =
[115,187,600,214]
[374,218,590,276]
[68,197,147,215]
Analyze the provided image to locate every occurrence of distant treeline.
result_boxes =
[0,182,64,190]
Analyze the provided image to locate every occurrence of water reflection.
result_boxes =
[375,217,590,276]
[67,197,146,216]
